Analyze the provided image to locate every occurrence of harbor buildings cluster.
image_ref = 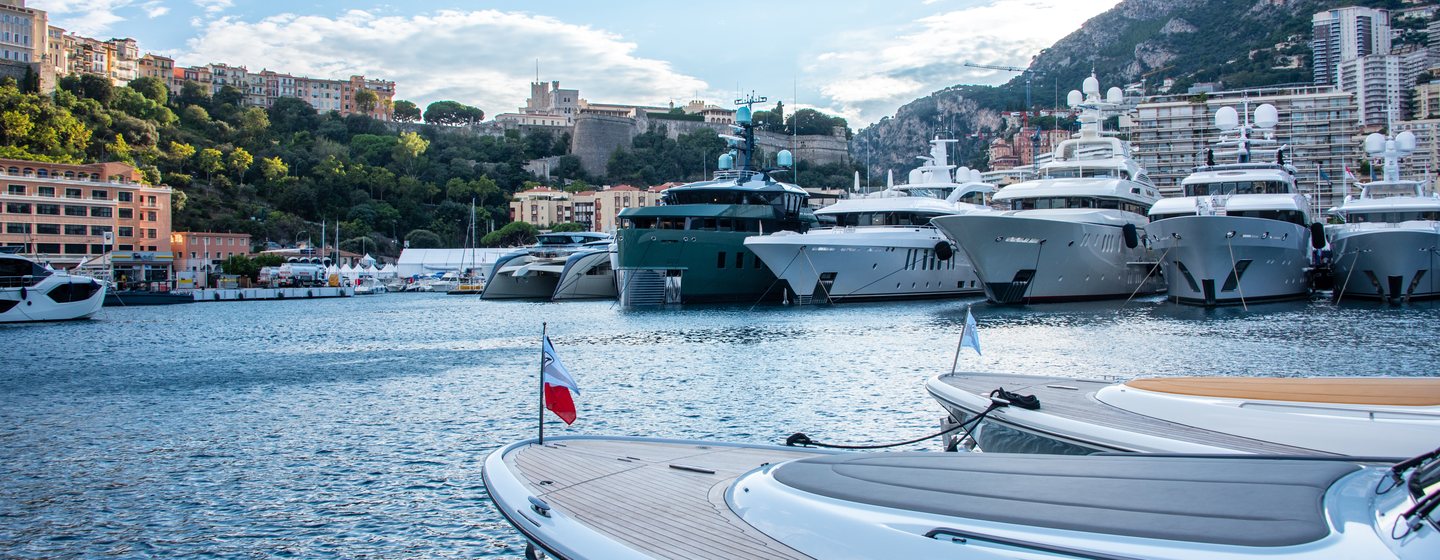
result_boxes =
[509,185,671,232]
[0,0,395,120]
[494,80,736,128]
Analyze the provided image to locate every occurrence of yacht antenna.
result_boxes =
[734,92,767,171]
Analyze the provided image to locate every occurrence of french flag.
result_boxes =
[542,337,580,424]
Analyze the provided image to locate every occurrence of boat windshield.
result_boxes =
[1346,211,1440,223]
[903,187,954,199]
[1010,196,1150,215]
[535,235,596,246]
[829,211,946,227]
[1395,446,1440,533]
[0,257,51,287]
[1183,180,1291,196]
[1042,167,1129,180]
[1367,184,1422,198]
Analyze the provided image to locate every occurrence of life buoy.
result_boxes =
[307,290,314,298]
[1122,224,1139,249]
[1309,222,1326,249]
[237,292,244,300]
[934,241,954,261]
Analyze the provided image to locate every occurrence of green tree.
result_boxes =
[392,99,421,122]
[404,228,443,248]
[221,254,260,281]
[106,133,131,161]
[197,148,224,183]
[167,141,195,164]
[260,156,288,182]
[393,131,429,175]
[228,147,254,184]
[354,89,379,115]
[424,100,485,125]
[128,77,168,104]
[239,107,270,134]
[481,221,537,247]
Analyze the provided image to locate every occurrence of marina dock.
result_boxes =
[188,286,354,302]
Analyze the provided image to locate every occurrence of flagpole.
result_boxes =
[950,305,969,374]
[539,322,547,445]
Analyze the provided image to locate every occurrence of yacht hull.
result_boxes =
[615,228,777,305]
[1147,216,1312,306]
[551,249,616,301]
[932,213,1163,304]
[1328,226,1440,302]
[0,278,106,323]
[744,228,980,303]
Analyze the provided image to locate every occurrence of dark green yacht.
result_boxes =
[615,95,813,305]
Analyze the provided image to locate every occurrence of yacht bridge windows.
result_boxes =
[621,216,767,232]
[1183,180,1292,196]
[1344,210,1440,223]
[663,189,806,215]
[1042,167,1130,180]
[829,211,949,227]
[1009,196,1150,215]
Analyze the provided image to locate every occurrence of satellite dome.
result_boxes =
[969,169,983,182]
[718,153,734,170]
[1364,133,1386,155]
[1214,107,1239,131]
[1106,87,1123,104]
[777,149,793,168]
[736,106,752,125]
[1082,76,1100,96]
[1066,90,1083,107]
[1254,104,1278,128]
[1396,131,1417,153]
[956,166,970,181]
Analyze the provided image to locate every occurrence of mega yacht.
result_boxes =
[1146,104,1318,306]
[481,232,611,299]
[744,138,993,303]
[614,94,812,305]
[1328,131,1440,302]
[931,77,1164,304]
[550,240,618,301]
[0,249,106,323]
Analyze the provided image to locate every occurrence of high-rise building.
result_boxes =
[1394,119,1440,181]
[1416,82,1440,120]
[1339,54,1403,127]
[1124,85,1362,212]
[1312,6,1391,85]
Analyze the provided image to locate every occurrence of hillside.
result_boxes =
[854,0,1416,177]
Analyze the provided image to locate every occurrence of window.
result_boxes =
[64,206,86,216]
[147,211,156,221]
[735,252,745,269]
[7,184,24,195]
[37,186,53,197]
[63,243,87,254]
[90,244,106,254]
[64,224,86,235]
[91,207,113,218]
[35,243,59,254]
[716,251,727,269]
[35,204,58,215]
[90,190,108,200]
[118,208,132,219]
[147,229,157,239]
[118,191,132,202]
[118,245,133,251]
[65,188,81,199]
[90,226,112,235]
[6,202,30,214]
[36,224,59,235]
[6,223,30,234]
[118,226,133,237]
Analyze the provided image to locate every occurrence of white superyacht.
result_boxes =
[0,249,106,323]
[744,138,993,303]
[1146,103,1318,306]
[931,77,1164,304]
[1328,131,1440,302]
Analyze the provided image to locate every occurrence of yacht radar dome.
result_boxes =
[1254,103,1278,129]
[1396,131,1417,153]
[718,152,734,170]
[1082,76,1100,96]
[1106,87,1123,104]
[1067,89,1083,107]
[735,106,751,124]
[1364,133,1387,155]
[969,169,983,182]
[777,149,793,168]
[1215,106,1239,131]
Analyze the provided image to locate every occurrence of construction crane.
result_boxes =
[964,62,1047,171]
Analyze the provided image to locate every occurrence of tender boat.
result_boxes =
[550,240,618,301]
[614,93,812,305]
[1147,104,1319,306]
[927,371,1440,456]
[482,232,612,300]
[931,76,1165,304]
[744,138,993,304]
[0,250,107,323]
[484,435,1440,559]
[1327,131,1440,303]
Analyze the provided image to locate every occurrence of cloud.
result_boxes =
[29,0,138,35]
[143,1,169,18]
[193,0,232,15]
[178,10,711,119]
[808,0,1119,124]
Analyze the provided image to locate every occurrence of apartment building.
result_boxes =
[507,185,665,232]
[1312,6,1391,86]
[0,158,172,267]
[170,231,252,277]
[1124,85,1362,211]
[1393,118,1440,182]
[509,187,573,228]
[1416,81,1440,119]
[174,64,395,119]
[1339,53,1404,126]
[0,0,45,87]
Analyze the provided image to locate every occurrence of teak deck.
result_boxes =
[505,439,820,559]
[933,372,1332,454]
[1126,377,1440,406]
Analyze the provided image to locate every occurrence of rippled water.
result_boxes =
[3,294,1438,557]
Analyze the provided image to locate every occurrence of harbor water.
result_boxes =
[3,294,1439,557]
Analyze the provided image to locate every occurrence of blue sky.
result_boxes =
[31,0,1119,126]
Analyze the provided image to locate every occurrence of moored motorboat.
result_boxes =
[550,241,617,301]
[1327,131,1440,303]
[1146,104,1318,306]
[482,233,611,300]
[744,138,993,304]
[484,435,1440,559]
[1,250,107,323]
[927,371,1440,456]
[931,76,1164,304]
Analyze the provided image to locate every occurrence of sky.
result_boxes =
[30,0,1121,126]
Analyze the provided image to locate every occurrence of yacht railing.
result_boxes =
[0,275,48,288]
[713,169,763,183]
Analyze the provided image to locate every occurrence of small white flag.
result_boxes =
[960,307,981,356]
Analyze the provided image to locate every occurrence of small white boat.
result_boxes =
[484,435,1440,559]
[353,276,387,295]
[927,371,1440,456]
[0,250,106,323]
[1327,131,1440,302]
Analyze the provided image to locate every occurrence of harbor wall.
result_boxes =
[189,287,354,301]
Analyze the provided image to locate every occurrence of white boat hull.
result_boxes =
[932,212,1164,303]
[0,278,106,323]
[1328,224,1440,302]
[1147,216,1312,306]
[744,228,981,303]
